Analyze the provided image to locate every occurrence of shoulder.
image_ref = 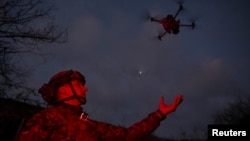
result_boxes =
[27,106,63,123]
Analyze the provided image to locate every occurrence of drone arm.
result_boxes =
[179,22,195,29]
[158,31,167,41]
[174,5,183,18]
[150,17,160,22]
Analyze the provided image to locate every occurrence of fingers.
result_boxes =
[160,95,183,105]
[174,95,183,106]
[160,96,164,104]
[160,95,183,107]
[159,96,165,109]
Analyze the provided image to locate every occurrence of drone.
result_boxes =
[149,4,195,41]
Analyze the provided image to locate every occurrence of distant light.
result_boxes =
[138,70,143,75]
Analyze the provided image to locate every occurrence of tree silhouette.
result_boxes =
[212,95,250,125]
[0,0,67,101]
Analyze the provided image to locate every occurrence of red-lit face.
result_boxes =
[56,80,88,106]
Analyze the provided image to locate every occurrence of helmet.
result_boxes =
[38,69,86,105]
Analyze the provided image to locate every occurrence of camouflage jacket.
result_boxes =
[17,104,166,141]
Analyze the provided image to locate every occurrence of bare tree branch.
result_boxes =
[0,0,67,102]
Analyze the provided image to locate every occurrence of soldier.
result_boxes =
[17,69,183,141]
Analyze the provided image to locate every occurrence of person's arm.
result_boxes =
[95,95,183,141]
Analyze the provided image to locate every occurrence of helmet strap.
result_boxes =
[56,81,85,104]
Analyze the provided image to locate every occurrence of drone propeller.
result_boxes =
[180,13,200,29]
[141,9,151,22]
[188,15,201,29]
[191,22,196,29]
[174,4,183,18]
[175,0,184,6]
[141,9,162,23]
[157,31,168,41]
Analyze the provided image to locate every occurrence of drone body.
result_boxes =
[150,4,195,40]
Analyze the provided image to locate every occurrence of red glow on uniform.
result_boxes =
[16,69,184,141]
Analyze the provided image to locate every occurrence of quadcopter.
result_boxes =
[149,4,195,41]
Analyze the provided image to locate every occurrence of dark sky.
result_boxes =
[25,0,250,139]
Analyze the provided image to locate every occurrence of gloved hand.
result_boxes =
[158,95,183,116]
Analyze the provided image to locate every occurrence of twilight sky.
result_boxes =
[24,0,250,139]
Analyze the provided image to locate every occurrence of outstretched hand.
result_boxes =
[158,95,183,115]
